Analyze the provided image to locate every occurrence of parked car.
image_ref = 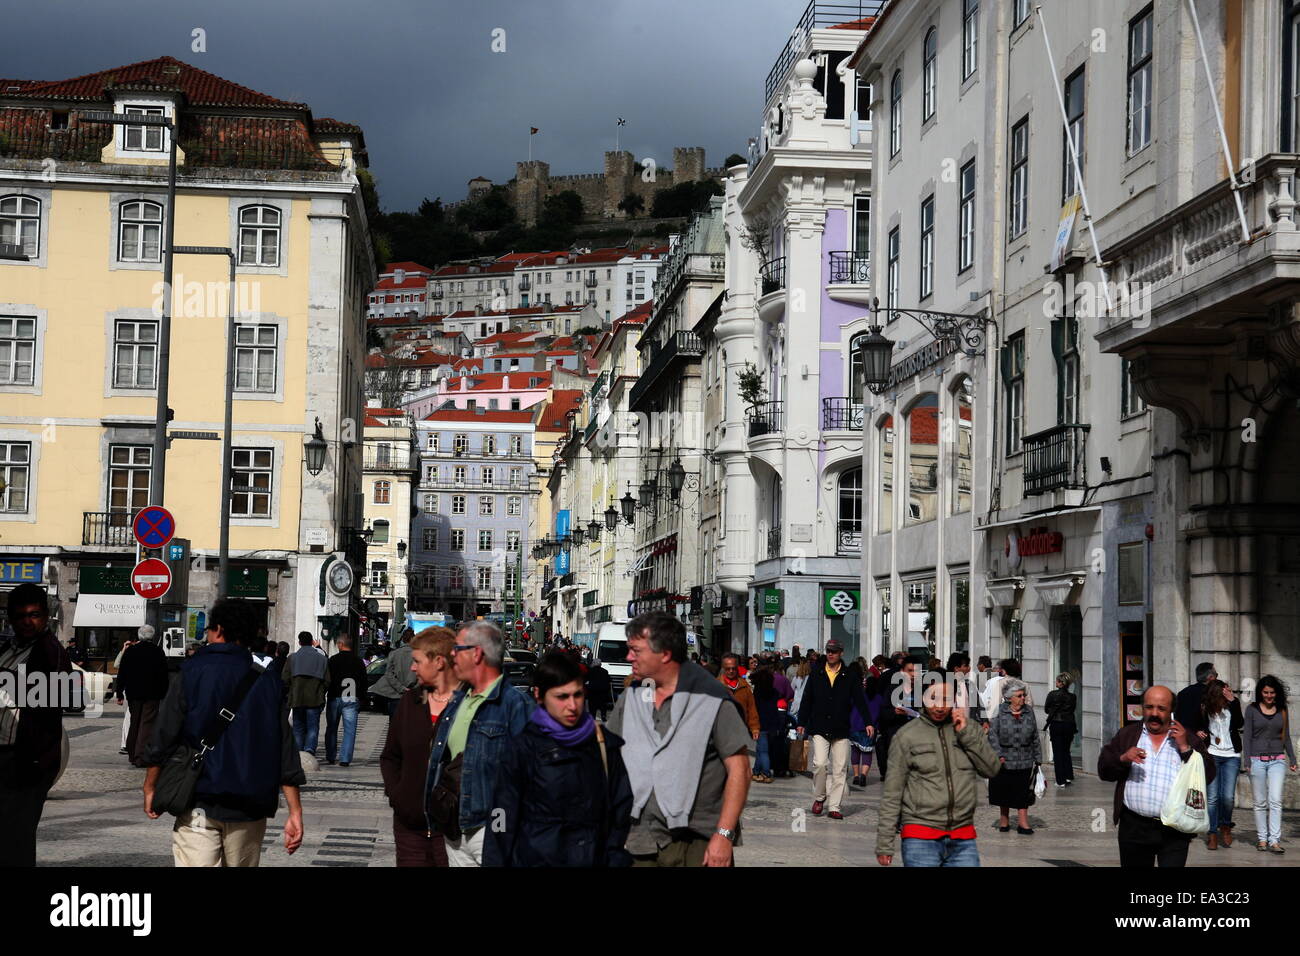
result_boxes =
[506,648,538,664]
[503,661,536,695]
[64,663,112,714]
[364,658,390,712]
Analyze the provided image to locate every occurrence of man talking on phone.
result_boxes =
[1098,685,1215,867]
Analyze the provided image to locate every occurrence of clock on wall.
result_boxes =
[327,561,354,595]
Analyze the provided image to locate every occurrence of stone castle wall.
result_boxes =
[479,147,719,227]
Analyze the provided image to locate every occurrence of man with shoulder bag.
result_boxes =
[142,598,305,866]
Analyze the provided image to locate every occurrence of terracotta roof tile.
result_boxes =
[4,56,305,107]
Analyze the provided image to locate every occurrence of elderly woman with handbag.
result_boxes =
[988,679,1041,835]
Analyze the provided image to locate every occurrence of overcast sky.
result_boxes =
[4,0,810,211]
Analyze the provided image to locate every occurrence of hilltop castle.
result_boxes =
[458,147,726,226]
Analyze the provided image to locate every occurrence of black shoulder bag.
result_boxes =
[151,664,264,817]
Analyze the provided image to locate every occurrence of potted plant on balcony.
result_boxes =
[739,363,770,436]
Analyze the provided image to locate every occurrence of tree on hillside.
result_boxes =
[617,193,645,218]
[364,355,421,409]
[453,185,516,231]
[651,179,723,219]
[541,190,585,227]
[724,153,747,168]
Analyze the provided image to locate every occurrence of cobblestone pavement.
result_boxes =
[41,710,1297,867]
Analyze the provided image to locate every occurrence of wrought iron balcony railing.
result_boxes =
[828,250,871,285]
[822,397,865,431]
[628,330,705,410]
[767,527,782,559]
[747,400,784,438]
[1022,423,1090,496]
[759,257,786,296]
[83,511,133,547]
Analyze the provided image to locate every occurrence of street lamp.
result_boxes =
[638,476,656,508]
[620,487,637,525]
[604,504,619,531]
[667,458,686,500]
[305,420,328,476]
[570,526,586,547]
[858,309,896,396]
[587,518,602,542]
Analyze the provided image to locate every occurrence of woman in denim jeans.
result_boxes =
[1243,676,1297,853]
[1200,679,1243,850]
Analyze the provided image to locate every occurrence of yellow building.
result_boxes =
[0,57,375,663]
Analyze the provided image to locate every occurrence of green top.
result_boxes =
[447,675,502,760]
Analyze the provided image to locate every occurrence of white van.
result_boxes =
[595,622,632,691]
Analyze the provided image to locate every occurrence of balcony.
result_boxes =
[828,250,871,287]
[363,449,415,471]
[584,275,597,288]
[591,604,613,623]
[365,582,392,596]
[764,1,886,103]
[747,400,784,439]
[837,528,862,554]
[517,276,531,291]
[1022,424,1091,497]
[419,476,529,492]
[759,257,786,296]
[627,330,705,411]
[82,512,133,547]
[822,397,864,431]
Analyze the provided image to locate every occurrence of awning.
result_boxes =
[73,594,146,628]
[622,551,653,578]
[975,505,1102,533]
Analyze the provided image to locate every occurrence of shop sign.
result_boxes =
[228,567,269,598]
[759,588,784,616]
[80,566,134,595]
[823,589,860,617]
[0,560,42,585]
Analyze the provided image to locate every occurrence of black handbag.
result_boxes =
[428,751,464,841]
[150,663,264,817]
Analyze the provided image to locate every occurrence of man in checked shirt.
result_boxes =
[0,583,73,866]
[1099,685,1215,867]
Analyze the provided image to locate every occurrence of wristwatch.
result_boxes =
[715,827,735,842]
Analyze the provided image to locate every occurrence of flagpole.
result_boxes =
[529,129,532,162]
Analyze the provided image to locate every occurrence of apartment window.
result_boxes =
[369,561,388,588]
[423,493,438,513]
[1062,67,1086,201]
[420,368,431,387]
[476,566,492,591]
[1005,333,1025,453]
[1291,4,1300,151]
[450,529,465,551]
[853,195,871,254]
[453,465,467,485]
[889,70,903,156]
[427,433,439,452]
[230,448,273,517]
[962,0,979,79]
[510,398,521,411]
[123,106,164,151]
[1121,358,1148,417]
[0,443,29,512]
[565,291,573,305]
[112,320,157,389]
[507,495,522,516]
[109,445,151,514]
[1127,7,1154,155]
[481,465,495,485]
[423,527,438,550]
[509,467,523,487]
[449,566,465,588]
[479,496,494,516]
[922,28,938,122]
[1014,0,1031,27]
[234,325,277,392]
[0,316,35,386]
[919,196,935,300]
[118,201,163,262]
[958,161,976,273]
[453,433,468,454]
[483,434,496,455]
[478,529,494,551]
[1009,117,1029,239]
[953,378,973,514]
[0,195,40,257]
[371,520,390,544]
[837,467,863,552]
[1061,317,1080,424]
[451,494,466,515]
[905,395,939,525]
[373,480,391,504]
[506,530,521,552]
[238,205,281,267]
[886,228,900,314]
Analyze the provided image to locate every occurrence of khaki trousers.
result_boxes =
[172,809,267,867]
[630,836,710,867]
[811,735,851,812]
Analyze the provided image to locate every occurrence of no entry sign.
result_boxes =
[132,506,176,549]
[131,558,172,600]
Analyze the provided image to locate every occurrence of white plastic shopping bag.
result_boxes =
[1159,750,1210,834]
[1032,765,1046,799]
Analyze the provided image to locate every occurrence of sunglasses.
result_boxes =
[453,644,476,653]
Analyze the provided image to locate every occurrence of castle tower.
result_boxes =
[672,147,706,183]
[515,160,550,226]
[604,150,635,219]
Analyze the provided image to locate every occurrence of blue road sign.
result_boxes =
[168,543,185,561]
[133,506,176,549]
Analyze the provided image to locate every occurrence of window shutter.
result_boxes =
[1050,318,1065,423]
[999,339,1013,388]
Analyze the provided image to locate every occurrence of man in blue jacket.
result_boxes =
[424,620,531,867]
[142,598,305,866]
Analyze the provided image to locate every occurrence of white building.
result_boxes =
[361,409,416,636]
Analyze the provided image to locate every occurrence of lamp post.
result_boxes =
[173,246,235,598]
[604,504,619,531]
[305,420,328,476]
[620,487,637,525]
[80,110,176,631]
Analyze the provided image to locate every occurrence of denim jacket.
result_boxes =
[424,675,532,833]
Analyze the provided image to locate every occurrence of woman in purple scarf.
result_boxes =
[483,651,633,866]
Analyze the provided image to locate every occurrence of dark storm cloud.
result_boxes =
[3,0,805,210]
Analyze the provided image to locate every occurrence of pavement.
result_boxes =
[41,708,1298,867]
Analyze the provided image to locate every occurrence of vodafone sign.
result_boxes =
[1006,527,1064,569]
[131,558,172,600]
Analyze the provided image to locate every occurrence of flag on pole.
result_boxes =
[530,127,539,135]
[616,117,626,127]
